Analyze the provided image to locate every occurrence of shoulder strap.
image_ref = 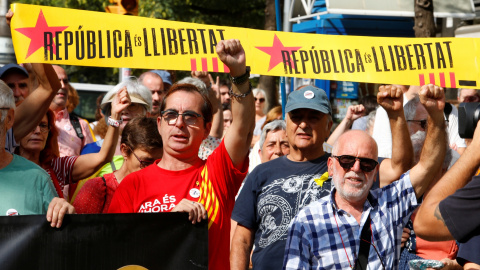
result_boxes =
[355,215,371,270]
[101,177,107,212]
[69,113,85,140]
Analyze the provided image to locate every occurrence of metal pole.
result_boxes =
[275,0,287,119]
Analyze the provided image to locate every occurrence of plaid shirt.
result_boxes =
[284,172,418,270]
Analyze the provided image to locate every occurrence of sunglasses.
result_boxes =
[407,119,427,130]
[333,155,378,172]
[255,97,265,103]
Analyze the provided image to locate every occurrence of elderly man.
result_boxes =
[139,70,172,117]
[50,65,94,157]
[0,79,73,227]
[284,84,446,270]
[231,84,413,270]
[109,39,254,270]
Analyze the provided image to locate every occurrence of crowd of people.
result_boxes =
[3,9,480,270]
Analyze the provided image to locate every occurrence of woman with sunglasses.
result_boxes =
[251,88,268,148]
[73,117,163,213]
[15,87,130,199]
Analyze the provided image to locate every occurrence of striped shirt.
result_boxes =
[284,172,417,270]
[45,156,79,197]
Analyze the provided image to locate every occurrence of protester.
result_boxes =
[108,39,254,270]
[138,70,172,117]
[0,79,73,227]
[219,79,231,105]
[0,63,30,106]
[73,117,163,213]
[231,86,333,270]
[457,88,479,103]
[251,88,268,147]
[16,87,129,200]
[0,62,61,152]
[284,84,447,269]
[257,119,289,163]
[50,65,94,157]
[351,95,378,131]
[413,116,480,269]
[248,105,284,173]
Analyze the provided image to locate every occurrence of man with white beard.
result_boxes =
[284,85,447,270]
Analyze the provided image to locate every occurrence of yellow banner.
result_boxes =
[10,4,480,88]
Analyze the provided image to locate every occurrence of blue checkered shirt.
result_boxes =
[283,172,418,270]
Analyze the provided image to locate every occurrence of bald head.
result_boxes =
[332,130,378,160]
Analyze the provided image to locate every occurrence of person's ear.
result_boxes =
[5,108,14,130]
[120,143,129,160]
[204,122,212,140]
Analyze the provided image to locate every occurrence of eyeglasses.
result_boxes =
[255,98,265,103]
[332,155,378,172]
[127,146,155,169]
[407,119,427,130]
[161,110,204,126]
[33,123,50,134]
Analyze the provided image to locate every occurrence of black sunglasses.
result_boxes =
[333,155,378,172]
[407,119,427,130]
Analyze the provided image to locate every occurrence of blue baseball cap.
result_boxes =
[0,63,28,78]
[150,70,172,86]
[285,85,331,114]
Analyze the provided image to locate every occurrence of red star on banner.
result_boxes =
[15,10,69,59]
[255,34,302,71]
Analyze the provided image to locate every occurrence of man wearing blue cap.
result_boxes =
[0,63,31,106]
[231,85,334,270]
[139,70,173,117]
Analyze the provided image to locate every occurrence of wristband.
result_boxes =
[228,81,253,100]
[230,66,250,85]
[107,116,123,127]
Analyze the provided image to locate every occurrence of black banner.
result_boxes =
[0,213,208,270]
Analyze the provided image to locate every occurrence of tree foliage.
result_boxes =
[13,0,266,84]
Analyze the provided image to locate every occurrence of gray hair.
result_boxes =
[177,77,208,96]
[102,77,152,114]
[259,120,286,150]
[366,110,376,132]
[0,80,14,122]
[253,88,268,114]
[403,95,420,121]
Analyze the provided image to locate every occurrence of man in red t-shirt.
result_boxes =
[109,39,254,270]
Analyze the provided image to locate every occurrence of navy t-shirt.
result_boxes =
[439,175,480,242]
[232,154,331,270]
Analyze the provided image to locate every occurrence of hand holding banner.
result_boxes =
[10,3,480,88]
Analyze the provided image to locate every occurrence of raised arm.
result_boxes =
[377,85,414,186]
[409,84,446,199]
[217,39,255,168]
[414,120,480,241]
[71,87,130,180]
[13,64,60,141]
[326,104,365,145]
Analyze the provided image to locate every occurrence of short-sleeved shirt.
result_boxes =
[73,172,119,214]
[284,172,418,270]
[55,109,94,157]
[44,156,79,197]
[232,154,331,270]
[0,154,57,216]
[457,234,480,266]
[439,175,480,242]
[108,141,248,270]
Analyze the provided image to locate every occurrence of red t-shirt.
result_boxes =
[108,141,248,270]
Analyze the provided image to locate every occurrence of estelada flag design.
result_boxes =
[10,3,480,88]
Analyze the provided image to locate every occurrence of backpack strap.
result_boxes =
[69,113,85,140]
